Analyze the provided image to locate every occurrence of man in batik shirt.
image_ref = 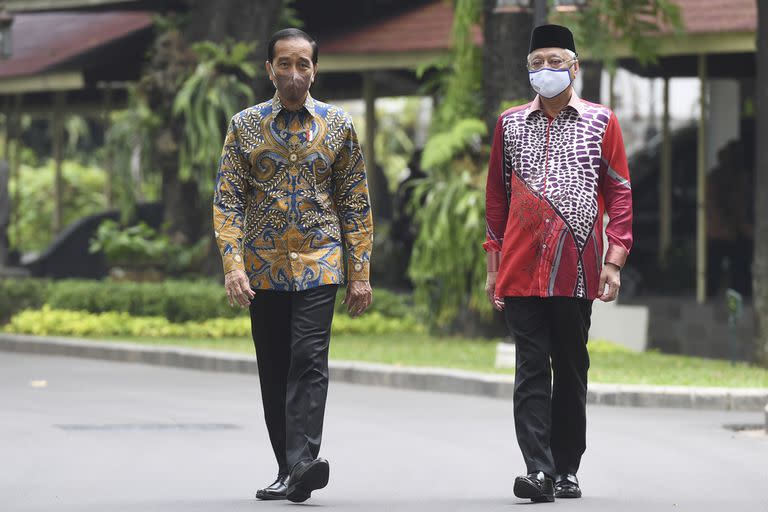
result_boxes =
[484,25,632,503]
[213,28,373,503]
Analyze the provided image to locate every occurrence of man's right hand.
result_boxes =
[485,272,505,311]
[225,269,255,308]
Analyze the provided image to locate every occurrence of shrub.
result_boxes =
[3,307,425,338]
[45,279,239,323]
[0,278,416,325]
[0,278,49,324]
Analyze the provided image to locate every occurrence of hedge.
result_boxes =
[0,278,414,324]
[3,307,425,338]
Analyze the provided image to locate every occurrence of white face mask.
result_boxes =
[529,67,574,99]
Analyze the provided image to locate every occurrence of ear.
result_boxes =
[265,60,273,78]
[572,60,580,80]
[312,63,319,82]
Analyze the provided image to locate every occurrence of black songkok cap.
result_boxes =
[529,24,576,54]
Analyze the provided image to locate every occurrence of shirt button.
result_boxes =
[354,263,363,272]
[545,219,551,224]
[289,153,298,162]
[233,254,241,262]
[290,252,299,260]
[542,244,547,250]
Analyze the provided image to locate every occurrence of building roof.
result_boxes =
[321,0,483,55]
[675,0,755,34]
[0,10,153,79]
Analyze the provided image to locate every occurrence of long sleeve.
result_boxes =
[212,116,250,274]
[332,116,373,281]
[600,112,633,268]
[484,115,508,253]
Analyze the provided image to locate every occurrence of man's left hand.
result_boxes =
[344,280,373,317]
[598,263,621,302]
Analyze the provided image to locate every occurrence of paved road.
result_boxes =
[1,353,766,512]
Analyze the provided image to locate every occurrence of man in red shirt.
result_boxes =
[484,24,632,503]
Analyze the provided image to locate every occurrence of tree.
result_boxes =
[409,0,489,329]
[482,0,533,131]
[122,1,282,248]
[753,0,768,366]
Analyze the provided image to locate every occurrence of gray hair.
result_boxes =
[527,48,578,61]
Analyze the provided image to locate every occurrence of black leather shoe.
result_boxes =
[514,471,555,503]
[286,458,330,503]
[555,473,582,499]
[255,474,288,500]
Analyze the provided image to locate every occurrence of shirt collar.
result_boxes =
[271,92,317,118]
[525,90,585,119]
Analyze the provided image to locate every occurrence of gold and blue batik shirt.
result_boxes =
[213,94,373,291]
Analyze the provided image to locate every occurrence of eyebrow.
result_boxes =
[530,52,567,60]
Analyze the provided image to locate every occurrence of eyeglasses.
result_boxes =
[527,56,578,72]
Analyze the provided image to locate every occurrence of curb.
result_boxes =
[1,333,767,412]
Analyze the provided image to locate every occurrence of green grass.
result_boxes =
[90,334,768,388]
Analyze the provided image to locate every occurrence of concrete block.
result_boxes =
[589,300,649,352]
[495,342,515,369]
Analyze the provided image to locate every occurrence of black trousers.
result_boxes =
[504,296,593,478]
[249,284,338,476]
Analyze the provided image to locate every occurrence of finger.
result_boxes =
[598,274,608,299]
[243,280,255,299]
[236,284,250,307]
[226,288,235,307]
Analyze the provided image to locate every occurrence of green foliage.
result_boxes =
[552,0,684,70]
[89,220,169,268]
[428,0,483,129]
[374,98,420,192]
[8,160,108,252]
[173,39,256,195]
[0,278,415,325]
[4,307,424,338]
[0,278,49,324]
[106,85,163,218]
[279,0,304,28]
[44,279,239,323]
[408,170,488,326]
[420,119,487,171]
[408,0,488,329]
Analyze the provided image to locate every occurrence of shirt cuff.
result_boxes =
[222,251,245,274]
[347,257,370,281]
[483,239,503,253]
[604,244,628,269]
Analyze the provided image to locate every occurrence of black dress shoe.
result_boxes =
[286,458,330,503]
[555,473,582,499]
[255,474,288,500]
[513,471,555,503]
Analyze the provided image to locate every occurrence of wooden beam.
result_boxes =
[660,77,672,268]
[362,71,378,215]
[52,91,65,235]
[0,72,84,95]
[6,0,138,11]
[697,55,708,303]
[580,31,756,60]
[103,84,113,209]
[320,50,450,72]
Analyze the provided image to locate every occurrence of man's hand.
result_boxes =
[485,272,505,311]
[224,269,255,308]
[343,280,372,318]
[598,263,621,302]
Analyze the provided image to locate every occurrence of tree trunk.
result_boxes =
[482,0,534,133]
[156,0,282,246]
[753,0,768,366]
[580,60,603,103]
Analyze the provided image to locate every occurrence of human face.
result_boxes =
[265,38,316,105]
[527,47,579,80]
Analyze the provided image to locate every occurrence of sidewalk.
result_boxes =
[2,333,767,412]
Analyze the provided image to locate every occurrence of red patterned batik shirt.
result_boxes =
[484,92,633,300]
